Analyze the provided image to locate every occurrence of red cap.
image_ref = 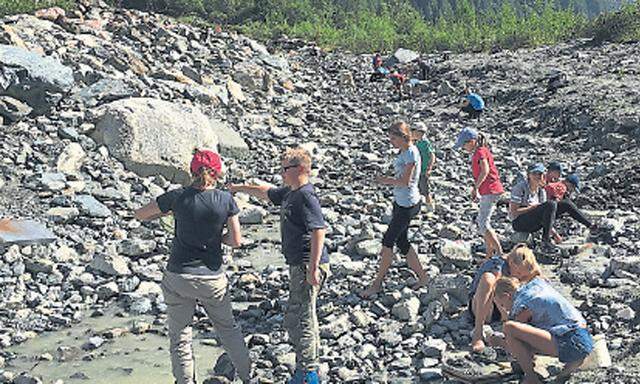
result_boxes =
[190,149,222,175]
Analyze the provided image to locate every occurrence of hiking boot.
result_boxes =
[288,370,304,384]
[304,370,320,384]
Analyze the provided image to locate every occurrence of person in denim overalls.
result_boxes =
[493,277,594,384]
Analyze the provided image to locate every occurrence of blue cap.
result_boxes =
[527,163,546,174]
[548,161,563,174]
[566,174,580,192]
[453,127,478,149]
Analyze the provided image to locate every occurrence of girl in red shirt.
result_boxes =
[454,127,505,260]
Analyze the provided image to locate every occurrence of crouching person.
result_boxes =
[493,276,594,384]
[134,149,251,384]
[228,147,329,384]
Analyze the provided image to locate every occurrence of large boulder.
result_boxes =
[0,44,74,114]
[91,98,246,183]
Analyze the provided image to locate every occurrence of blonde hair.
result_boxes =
[508,244,542,282]
[494,276,521,298]
[389,121,412,142]
[283,147,312,173]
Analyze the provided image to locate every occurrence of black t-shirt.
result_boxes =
[267,184,329,266]
[157,187,239,274]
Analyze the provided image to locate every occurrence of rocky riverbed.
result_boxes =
[1,1,640,383]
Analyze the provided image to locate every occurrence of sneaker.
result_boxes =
[288,370,304,384]
[304,371,320,384]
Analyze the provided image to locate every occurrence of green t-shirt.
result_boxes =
[415,139,434,173]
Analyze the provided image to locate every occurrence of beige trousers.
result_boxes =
[161,271,251,383]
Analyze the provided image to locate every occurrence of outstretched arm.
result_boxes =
[134,201,168,221]
[228,184,270,201]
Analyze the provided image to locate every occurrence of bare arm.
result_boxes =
[509,202,540,218]
[474,158,490,189]
[228,184,270,202]
[307,228,325,286]
[222,214,242,248]
[426,153,436,174]
[378,163,415,187]
[134,201,169,221]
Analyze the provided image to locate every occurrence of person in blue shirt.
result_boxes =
[493,277,594,384]
[460,87,485,120]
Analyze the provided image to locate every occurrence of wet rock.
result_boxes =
[12,374,42,384]
[82,336,105,350]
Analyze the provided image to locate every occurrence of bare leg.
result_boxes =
[484,229,502,258]
[361,246,394,298]
[503,321,557,383]
[471,273,497,352]
[556,359,585,381]
[406,246,428,289]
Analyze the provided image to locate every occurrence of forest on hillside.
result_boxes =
[1,0,638,52]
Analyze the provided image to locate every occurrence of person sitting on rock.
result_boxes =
[460,87,485,120]
[544,174,600,237]
[412,122,436,211]
[361,121,428,298]
[468,244,541,353]
[134,149,252,384]
[227,147,328,384]
[492,276,594,384]
[509,163,562,255]
[546,161,563,183]
[369,52,390,81]
[454,127,504,260]
[388,69,407,99]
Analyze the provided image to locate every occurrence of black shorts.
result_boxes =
[382,202,421,255]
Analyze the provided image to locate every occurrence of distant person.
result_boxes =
[370,52,389,81]
[454,127,504,259]
[413,122,436,211]
[228,147,328,384]
[460,87,485,120]
[362,121,428,298]
[493,276,594,384]
[389,69,407,99]
[134,149,251,384]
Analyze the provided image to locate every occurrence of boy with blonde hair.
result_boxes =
[229,147,329,384]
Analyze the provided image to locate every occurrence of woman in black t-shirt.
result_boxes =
[134,149,251,384]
